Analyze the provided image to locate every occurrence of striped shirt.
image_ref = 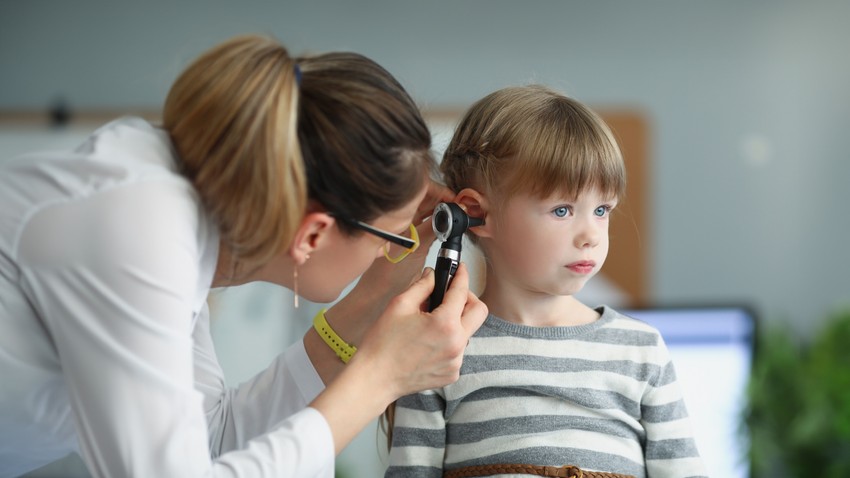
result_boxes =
[386,307,707,478]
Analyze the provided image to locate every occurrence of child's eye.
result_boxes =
[552,206,571,218]
[594,205,612,217]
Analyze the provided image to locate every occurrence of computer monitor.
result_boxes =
[621,306,755,478]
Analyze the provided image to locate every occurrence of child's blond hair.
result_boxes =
[441,85,625,211]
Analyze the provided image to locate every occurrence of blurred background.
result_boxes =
[2,1,849,476]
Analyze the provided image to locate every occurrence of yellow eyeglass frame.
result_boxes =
[333,213,421,264]
[383,223,420,263]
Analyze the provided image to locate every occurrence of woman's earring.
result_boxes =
[293,266,299,309]
[294,254,310,308]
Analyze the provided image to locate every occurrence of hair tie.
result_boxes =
[294,63,302,86]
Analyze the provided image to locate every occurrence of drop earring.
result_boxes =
[294,254,310,308]
[293,266,299,309]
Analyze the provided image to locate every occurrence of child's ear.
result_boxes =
[455,188,492,239]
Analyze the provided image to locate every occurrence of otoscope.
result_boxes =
[427,202,485,312]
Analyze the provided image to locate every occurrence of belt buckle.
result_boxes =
[552,465,582,478]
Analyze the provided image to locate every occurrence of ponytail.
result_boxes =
[163,35,306,273]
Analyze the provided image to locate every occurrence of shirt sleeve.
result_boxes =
[385,390,447,478]
[192,303,327,455]
[640,337,708,478]
[16,180,334,477]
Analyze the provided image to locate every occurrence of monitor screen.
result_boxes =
[621,306,755,478]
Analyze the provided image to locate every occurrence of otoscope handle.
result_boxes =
[428,253,459,312]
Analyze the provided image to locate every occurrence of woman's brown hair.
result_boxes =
[163,35,433,273]
[297,51,433,231]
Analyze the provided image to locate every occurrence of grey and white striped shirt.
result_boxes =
[386,307,707,478]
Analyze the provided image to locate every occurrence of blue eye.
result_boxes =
[552,206,570,218]
[595,206,610,217]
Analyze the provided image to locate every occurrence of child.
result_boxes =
[385,86,707,478]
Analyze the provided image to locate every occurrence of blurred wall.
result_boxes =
[3,1,848,335]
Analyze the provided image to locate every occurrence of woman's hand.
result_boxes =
[354,262,488,398]
[309,261,486,453]
[321,180,454,348]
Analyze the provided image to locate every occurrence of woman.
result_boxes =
[0,35,487,477]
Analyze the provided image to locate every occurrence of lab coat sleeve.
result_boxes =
[15,180,334,477]
[192,303,327,455]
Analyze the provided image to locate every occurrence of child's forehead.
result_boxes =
[508,185,618,203]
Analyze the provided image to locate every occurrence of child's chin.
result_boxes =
[556,281,592,297]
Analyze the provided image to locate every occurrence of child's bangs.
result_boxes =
[501,108,625,202]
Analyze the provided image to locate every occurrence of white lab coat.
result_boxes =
[0,117,334,477]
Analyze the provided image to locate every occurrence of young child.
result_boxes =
[385,86,707,478]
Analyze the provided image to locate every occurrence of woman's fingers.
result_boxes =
[398,267,435,307]
[357,261,487,399]
[435,263,487,337]
[461,288,488,337]
[431,263,469,317]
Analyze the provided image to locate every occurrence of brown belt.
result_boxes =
[443,464,635,478]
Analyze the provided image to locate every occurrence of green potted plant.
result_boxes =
[745,308,850,477]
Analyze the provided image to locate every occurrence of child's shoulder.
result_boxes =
[598,306,665,343]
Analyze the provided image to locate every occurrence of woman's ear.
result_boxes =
[455,188,492,238]
[290,212,335,264]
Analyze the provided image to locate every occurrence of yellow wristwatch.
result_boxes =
[313,308,357,364]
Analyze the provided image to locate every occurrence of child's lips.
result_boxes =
[566,260,596,274]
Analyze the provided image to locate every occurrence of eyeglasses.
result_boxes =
[334,216,420,263]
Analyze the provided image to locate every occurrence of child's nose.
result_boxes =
[574,219,601,249]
